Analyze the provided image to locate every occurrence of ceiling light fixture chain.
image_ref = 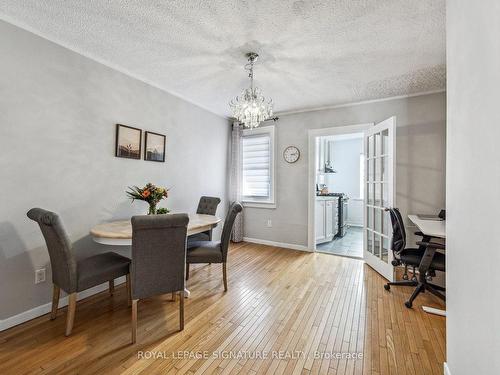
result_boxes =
[229,52,273,129]
[244,52,258,91]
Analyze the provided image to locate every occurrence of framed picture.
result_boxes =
[115,124,142,159]
[144,131,166,162]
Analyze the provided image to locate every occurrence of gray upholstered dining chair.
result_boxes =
[188,196,221,242]
[27,208,131,336]
[130,213,189,344]
[186,202,243,291]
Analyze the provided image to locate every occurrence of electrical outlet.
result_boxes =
[266,219,272,228]
[35,268,46,284]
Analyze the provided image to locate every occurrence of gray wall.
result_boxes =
[325,137,363,199]
[244,92,446,246]
[447,1,500,374]
[0,21,230,320]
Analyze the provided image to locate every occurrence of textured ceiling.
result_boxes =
[0,0,445,116]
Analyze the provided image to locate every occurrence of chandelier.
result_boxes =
[230,52,273,129]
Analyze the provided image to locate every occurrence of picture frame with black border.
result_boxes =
[115,124,142,160]
[144,131,166,162]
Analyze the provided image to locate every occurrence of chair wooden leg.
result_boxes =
[223,262,228,292]
[65,293,77,336]
[179,290,184,331]
[131,299,138,344]
[186,263,190,281]
[109,279,114,295]
[126,274,132,307]
[50,285,60,320]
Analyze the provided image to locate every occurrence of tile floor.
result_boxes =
[316,226,363,258]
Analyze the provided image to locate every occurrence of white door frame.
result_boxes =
[307,123,374,250]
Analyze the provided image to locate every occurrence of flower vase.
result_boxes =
[148,203,157,215]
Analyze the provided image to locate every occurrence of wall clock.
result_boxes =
[283,146,300,163]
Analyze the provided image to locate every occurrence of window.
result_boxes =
[241,126,275,207]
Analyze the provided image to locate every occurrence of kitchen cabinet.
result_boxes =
[315,200,326,242]
[316,197,339,244]
[326,200,334,238]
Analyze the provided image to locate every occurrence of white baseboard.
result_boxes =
[243,237,312,252]
[0,276,126,332]
[444,362,451,375]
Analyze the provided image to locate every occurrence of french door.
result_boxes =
[363,117,396,281]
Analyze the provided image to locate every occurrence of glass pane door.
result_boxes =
[364,117,395,281]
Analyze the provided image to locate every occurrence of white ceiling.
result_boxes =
[0,0,446,117]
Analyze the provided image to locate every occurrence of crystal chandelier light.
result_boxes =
[230,52,273,129]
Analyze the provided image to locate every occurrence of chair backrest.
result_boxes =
[387,207,406,255]
[220,202,243,261]
[131,213,189,300]
[27,208,77,292]
[196,196,221,215]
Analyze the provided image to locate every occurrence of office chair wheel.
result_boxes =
[384,284,390,291]
[404,301,413,309]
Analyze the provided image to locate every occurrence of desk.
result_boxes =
[407,215,445,238]
[90,214,221,297]
[408,214,446,316]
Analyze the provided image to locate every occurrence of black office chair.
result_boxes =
[384,208,446,308]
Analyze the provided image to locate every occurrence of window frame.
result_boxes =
[240,125,276,209]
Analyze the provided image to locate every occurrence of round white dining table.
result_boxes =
[90,213,221,298]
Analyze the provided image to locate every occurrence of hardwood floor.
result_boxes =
[0,242,446,375]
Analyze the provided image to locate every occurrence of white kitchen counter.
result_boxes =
[316,195,340,201]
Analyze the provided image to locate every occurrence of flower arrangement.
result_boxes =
[126,183,170,215]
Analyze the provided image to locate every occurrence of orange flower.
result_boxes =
[142,190,151,198]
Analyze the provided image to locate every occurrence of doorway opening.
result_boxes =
[308,118,396,279]
[314,132,365,258]
[307,123,372,258]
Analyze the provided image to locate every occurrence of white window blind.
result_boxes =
[241,134,271,200]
